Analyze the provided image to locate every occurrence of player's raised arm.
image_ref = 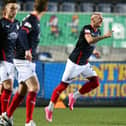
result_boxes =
[85,30,113,44]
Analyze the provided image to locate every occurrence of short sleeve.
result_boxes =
[84,26,91,34]
[21,21,32,34]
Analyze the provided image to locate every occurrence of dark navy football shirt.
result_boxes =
[15,14,40,61]
[69,25,101,65]
[0,18,20,63]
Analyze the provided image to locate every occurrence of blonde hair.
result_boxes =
[91,12,103,24]
[91,12,103,20]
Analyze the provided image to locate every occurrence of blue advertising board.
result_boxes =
[43,62,126,99]
[13,61,126,100]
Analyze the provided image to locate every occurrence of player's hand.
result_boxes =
[93,49,101,58]
[104,31,113,38]
[25,50,32,61]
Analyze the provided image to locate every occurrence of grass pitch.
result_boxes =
[13,107,126,126]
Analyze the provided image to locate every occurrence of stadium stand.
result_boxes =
[48,2,58,12]
[60,2,75,12]
[24,0,34,11]
[114,3,126,13]
[59,2,76,12]
[80,3,94,12]
[96,3,112,13]
[13,0,126,13]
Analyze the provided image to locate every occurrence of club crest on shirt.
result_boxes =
[5,25,10,28]
[8,32,18,40]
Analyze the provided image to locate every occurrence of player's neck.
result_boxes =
[91,24,97,31]
[3,15,14,22]
[31,11,45,20]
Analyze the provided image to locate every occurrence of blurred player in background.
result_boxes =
[67,14,79,38]
[0,0,19,118]
[0,0,48,126]
[47,15,60,38]
[45,12,113,122]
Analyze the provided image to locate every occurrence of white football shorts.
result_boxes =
[62,59,97,83]
[0,61,15,84]
[13,59,37,83]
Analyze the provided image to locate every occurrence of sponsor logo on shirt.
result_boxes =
[8,32,18,40]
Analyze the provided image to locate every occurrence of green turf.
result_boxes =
[13,107,126,126]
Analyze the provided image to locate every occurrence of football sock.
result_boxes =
[48,101,54,112]
[73,91,81,100]
[0,94,1,115]
[1,89,11,113]
[51,81,68,104]
[26,92,37,123]
[7,92,24,118]
[79,76,99,94]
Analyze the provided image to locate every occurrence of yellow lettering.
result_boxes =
[79,74,85,81]
[66,84,82,95]
[116,84,120,97]
[88,89,96,97]
[69,84,76,93]
[97,86,103,97]
[104,84,108,97]
[65,83,126,98]
[93,64,104,80]
[109,84,116,97]
[105,64,117,81]
[83,93,88,97]
[121,84,126,97]
[118,64,126,81]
